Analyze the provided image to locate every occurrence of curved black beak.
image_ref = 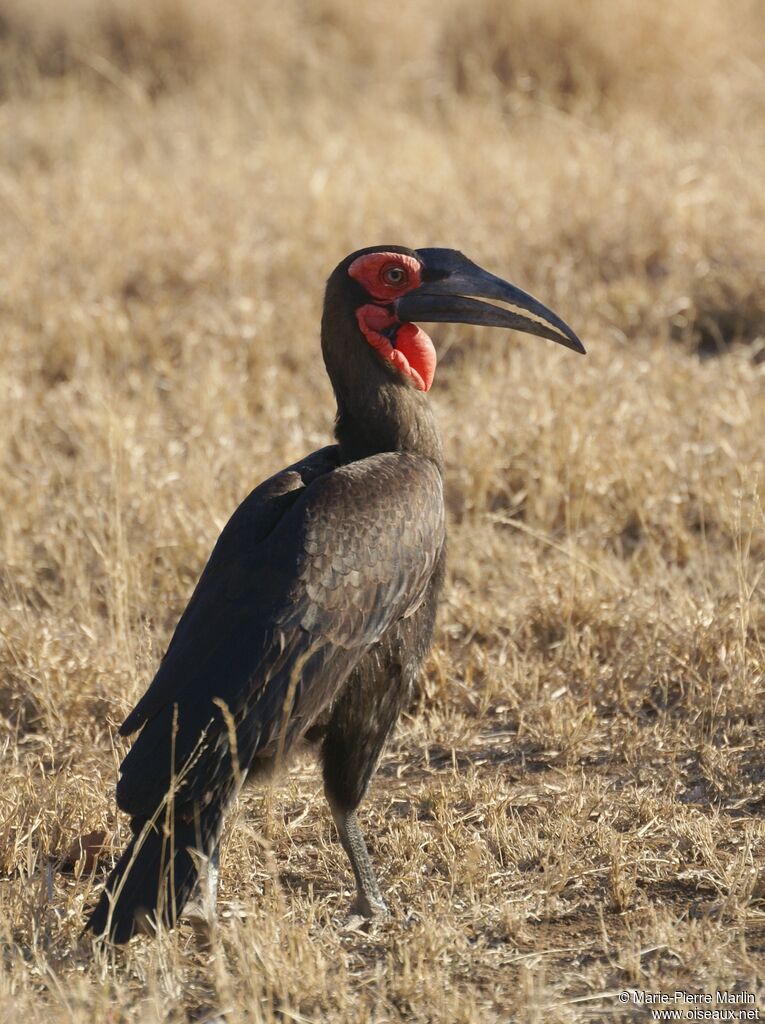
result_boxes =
[395,248,585,354]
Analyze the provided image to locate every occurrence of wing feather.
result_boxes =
[115,450,444,819]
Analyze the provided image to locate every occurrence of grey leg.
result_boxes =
[203,843,220,916]
[330,805,388,918]
[185,843,220,925]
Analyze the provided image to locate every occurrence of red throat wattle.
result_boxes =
[356,305,437,392]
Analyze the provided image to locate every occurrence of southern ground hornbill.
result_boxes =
[86,245,584,942]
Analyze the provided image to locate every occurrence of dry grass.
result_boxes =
[1,0,764,1020]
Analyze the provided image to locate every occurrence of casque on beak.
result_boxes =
[395,248,585,354]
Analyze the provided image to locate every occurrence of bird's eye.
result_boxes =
[382,265,407,286]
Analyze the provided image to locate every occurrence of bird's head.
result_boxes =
[322,245,584,395]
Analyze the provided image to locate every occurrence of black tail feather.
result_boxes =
[85,810,217,944]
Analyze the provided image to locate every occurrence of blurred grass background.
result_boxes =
[0,1,763,1021]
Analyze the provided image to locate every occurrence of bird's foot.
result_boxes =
[185,900,218,951]
[185,844,220,939]
[349,891,389,919]
[342,897,389,934]
[184,898,217,925]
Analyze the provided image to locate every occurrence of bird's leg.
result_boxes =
[329,803,388,918]
[321,654,417,918]
[185,843,220,925]
[203,842,220,917]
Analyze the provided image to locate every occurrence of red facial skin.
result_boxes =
[347,252,423,300]
[348,251,437,392]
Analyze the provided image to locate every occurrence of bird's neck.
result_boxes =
[333,381,444,471]
[321,303,444,470]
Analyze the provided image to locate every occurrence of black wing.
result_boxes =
[115,448,444,819]
[119,445,340,736]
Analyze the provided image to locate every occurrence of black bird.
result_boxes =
[86,246,584,942]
